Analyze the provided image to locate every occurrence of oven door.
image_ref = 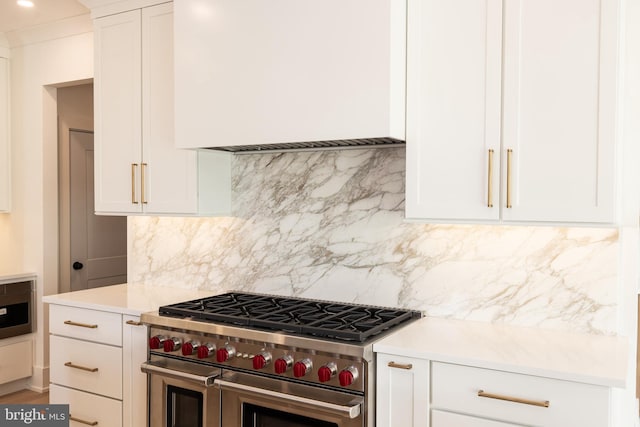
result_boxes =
[141,358,221,427]
[217,371,364,427]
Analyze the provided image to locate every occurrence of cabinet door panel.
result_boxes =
[94,10,143,214]
[405,0,502,221]
[376,353,429,427]
[122,315,148,427]
[142,2,198,214]
[501,0,617,223]
[0,57,9,212]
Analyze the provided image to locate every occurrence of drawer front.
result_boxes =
[0,339,32,384]
[50,304,122,345]
[50,335,123,399]
[431,362,610,427]
[432,409,524,427]
[50,384,122,427]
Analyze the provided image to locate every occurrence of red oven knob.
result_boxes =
[197,343,216,359]
[163,337,182,352]
[274,355,294,374]
[339,366,359,387]
[317,362,337,383]
[252,352,272,370]
[293,359,313,378]
[216,345,236,363]
[182,340,200,356]
[149,335,167,350]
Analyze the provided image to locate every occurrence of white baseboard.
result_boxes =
[0,379,30,397]
[28,365,49,393]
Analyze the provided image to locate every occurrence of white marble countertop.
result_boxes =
[373,316,628,388]
[42,283,214,316]
[0,272,36,283]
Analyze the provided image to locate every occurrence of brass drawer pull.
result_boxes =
[64,320,98,329]
[477,389,549,408]
[64,362,99,373]
[487,149,494,208]
[387,361,413,370]
[126,320,143,326]
[70,415,98,426]
[506,148,513,208]
[131,163,139,204]
[141,162,148,204]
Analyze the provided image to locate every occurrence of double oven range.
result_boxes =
[141,292,421,427]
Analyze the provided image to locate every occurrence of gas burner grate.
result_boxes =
[158,292,422,343]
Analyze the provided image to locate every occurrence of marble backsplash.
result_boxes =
[129,147,619,334]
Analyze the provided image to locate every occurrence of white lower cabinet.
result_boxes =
[0,339,32,384]
[50,384,122,427]
[431,362,610,427]
[376,356,612,427]
[376,353,429,427]
[48,305,148,427]
[50,335,122,399]
[122,315,148,427]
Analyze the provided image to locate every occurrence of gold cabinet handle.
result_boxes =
[506,149,513,208]
[64,362,99,373]
[477,390,549,408]
[141,162,148,204]
[126,320,143,326]
[131,163,139,204]
[387,361,413,370]
[64,320,98,329]
[70,415,99,426]
[487,149,494,208]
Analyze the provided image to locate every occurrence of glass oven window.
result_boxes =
[167,385,203,427]
[242,403,338,427]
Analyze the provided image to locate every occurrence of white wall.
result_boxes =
[6,18,93,391]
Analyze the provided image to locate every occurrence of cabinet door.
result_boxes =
[0,56,8,213]
[376,353,429,427]
[405,0,503,221]
[94,10,143,214]
[122,315,148,427]
[501,0,617,223]
[142,2,198,214]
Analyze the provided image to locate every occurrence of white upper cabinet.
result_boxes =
[94,2,231,215]
[173,0,406,149]
[406,0,619,224]
[0,56,9,213]
[405,0,503,222]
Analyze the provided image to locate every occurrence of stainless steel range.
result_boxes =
[140,292,421,427]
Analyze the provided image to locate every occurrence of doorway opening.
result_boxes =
[57,83,127,293]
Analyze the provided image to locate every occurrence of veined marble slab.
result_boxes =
[129,148,618,335]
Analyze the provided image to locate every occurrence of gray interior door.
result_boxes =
[70,129,127,291]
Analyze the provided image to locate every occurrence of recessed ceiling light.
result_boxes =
[17,0,34,7]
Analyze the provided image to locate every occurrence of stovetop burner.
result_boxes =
[158,292,422,343]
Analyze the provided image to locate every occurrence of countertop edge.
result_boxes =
[373,317,628,389]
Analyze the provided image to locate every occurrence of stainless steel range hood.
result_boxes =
[174,0,407,152]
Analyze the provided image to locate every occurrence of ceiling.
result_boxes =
[0,0,89,34]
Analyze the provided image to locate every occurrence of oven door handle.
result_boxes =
[215,378,362,419]
[140,362,217,387]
